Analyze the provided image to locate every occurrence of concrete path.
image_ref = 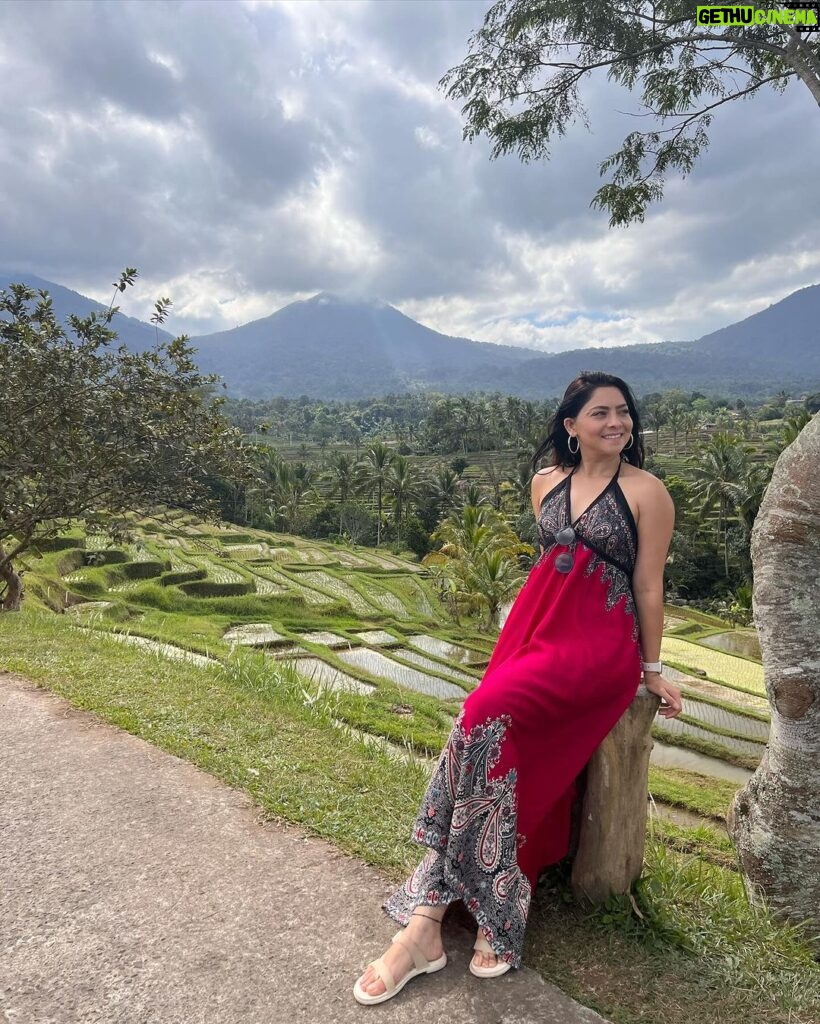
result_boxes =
[0,673,609,1024]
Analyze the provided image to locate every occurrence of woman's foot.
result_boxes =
[469,929,512,978]
[355,910,445,1000]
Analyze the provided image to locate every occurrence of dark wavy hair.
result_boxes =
[530,371,645,474]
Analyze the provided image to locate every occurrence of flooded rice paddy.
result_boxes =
[354,630,400,646]
[700,630,762,660]
[406,635,489,666]
[286,656,375,695]
[335,648,467,700]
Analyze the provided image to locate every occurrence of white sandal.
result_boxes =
[469,934,512,978]
[353,930,448,1005]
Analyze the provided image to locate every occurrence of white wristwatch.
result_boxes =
[641,660,663,674]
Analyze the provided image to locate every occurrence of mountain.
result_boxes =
[187,286,820,400]
[4,272,818,398]
[189,291,535,400]
[0,272,173,351]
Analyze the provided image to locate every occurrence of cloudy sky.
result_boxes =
[2,0,819,352]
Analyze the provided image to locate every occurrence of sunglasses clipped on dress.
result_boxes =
[552,526,577,573]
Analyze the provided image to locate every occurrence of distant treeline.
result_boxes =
[222,388,819,453]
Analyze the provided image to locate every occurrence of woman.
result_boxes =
[353,371,682,1005]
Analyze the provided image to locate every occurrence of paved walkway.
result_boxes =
[0,673,609,1024]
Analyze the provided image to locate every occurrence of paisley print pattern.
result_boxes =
[383,711,531,966]
[584,553,639,641]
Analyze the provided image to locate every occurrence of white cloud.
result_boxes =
[0,0,817,354]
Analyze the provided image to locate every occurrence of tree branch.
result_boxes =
[639,72,797,130]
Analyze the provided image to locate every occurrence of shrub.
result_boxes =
[403,513,432,558]
[302,501,340,540]
[121,560,169,580]
[160,568,207,586]
[56,549,85,575]
[179,580,254,598]
[31,536,85,553]
[89,548,129,565]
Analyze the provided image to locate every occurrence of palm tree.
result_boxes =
[688,432,748,577]
[324,451,364,536]
[782,410,813,446]
[680,411,699,453]
[268,460,317,532]
[455,396,472,454]
[663,396,688,456]
[429,504,530,626]
[732,459,773,585]
[643,399,668,453]
[470,403,490,453]
[504,460,534,515]
[386,454,422,542]
[457,481,489,510]
[480,459,505,510]
[362,441,393,546]
[463,548,526,628]
[504,395,524,443]
[427,466,460,512]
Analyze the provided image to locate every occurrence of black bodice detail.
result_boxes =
[536,462,638,578]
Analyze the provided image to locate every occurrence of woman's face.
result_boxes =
[564,386,633,456]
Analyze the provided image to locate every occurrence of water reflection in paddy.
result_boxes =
[682,697,769,741]
[650,741,752,784]
[700,630,762,660]
[287,656,375,695]
[407,635,489,667]
[656,715,766,759]
[398,649,476,685]
[354,630,400,646]
[223,624,287,646]
[336,648,466,700]
[298,631,351,649]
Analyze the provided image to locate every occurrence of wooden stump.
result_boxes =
[569,684,659,904]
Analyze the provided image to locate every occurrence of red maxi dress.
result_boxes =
[383,459,642,967]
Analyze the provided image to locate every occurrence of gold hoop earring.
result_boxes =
[567,435,579,454]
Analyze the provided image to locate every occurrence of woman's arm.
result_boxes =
[632,475,682,718]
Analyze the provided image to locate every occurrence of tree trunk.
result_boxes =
[727,412,820,937]
[570,685,659,903]
[0,555,24,611]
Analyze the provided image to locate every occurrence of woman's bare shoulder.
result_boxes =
[621,465,667,489]
[621,466,672,523]
[622,464,663,479]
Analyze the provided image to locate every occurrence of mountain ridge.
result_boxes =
[3,272,818,398]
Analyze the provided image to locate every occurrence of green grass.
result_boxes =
[647,766,739,822]
[528,840,820,1024]
[1,608,817,1024]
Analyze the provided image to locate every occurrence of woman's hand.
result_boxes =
[643,673,683,718]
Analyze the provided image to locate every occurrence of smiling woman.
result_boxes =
[352,370,680,1005]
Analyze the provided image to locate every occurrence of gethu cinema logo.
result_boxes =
[696,4,819,27]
